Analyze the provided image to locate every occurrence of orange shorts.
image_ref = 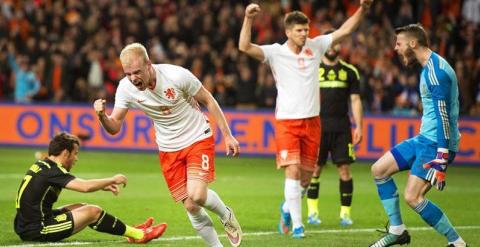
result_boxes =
[275,116,321,172]
[158,136,215,202]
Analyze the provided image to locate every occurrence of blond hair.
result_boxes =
[119,43,149,66]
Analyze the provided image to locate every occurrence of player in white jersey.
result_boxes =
[238,1,373,238]
[93,43,242,247]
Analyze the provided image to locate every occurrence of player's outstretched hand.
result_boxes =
[103,184,120,196]
[224,135,240,157]
[423,151,448,191]
[245,3,261,18]
[93,99,107,116]
[112,174,128,188]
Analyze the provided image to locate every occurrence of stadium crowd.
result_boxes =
[0,0,479,116]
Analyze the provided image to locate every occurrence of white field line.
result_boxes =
[3,225,479,247]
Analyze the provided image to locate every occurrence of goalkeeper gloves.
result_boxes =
[423,149,449,191]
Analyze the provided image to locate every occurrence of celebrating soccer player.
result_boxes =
[306,29,364,227]
[369,24,468,247]
[94,43,242,247]
[14,132,166,243]
[239,0,372,238]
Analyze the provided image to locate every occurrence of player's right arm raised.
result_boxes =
[239,3,265,61]
[93,99,128,135]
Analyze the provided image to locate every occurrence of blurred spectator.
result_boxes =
[0,0,478,116]
[5,42,40,103]
[462,0,480,25]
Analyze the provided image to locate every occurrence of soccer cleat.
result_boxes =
[130,223,167,244]
[127,217,154,243]
[307,213,321,225]
[447,244,469,247]
[339,216,353,226]
[135,217,154,229]
[278,202,291,234]
[292,226,305,239]
[369,230,411,247]
[222,207,242,247]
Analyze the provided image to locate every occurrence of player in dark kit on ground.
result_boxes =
[14,132,166,243]
[306,30,363,226]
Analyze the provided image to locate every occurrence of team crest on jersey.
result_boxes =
[304,48,313,57]
[54,214,67,222]
[164,88,176,100]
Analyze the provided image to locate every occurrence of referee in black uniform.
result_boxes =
[306,30,364,226]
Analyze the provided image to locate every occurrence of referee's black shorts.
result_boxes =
[16,210,75,242]
[318,130,355,166]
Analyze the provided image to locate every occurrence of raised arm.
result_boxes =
[65,174,127,194]
[193,86,240,156]
[238,3,265,61]
[93,99,128,135]
[331,0,373,46]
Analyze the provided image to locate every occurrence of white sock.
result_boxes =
[187,208,223,247]
[282,200,289,213]
[203,189,229,221]
[389,224,406,235]
[285,178,302,229]
[449,237,467,247]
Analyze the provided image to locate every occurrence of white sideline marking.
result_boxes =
[4,225,479,246]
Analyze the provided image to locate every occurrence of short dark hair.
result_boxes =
[395,24,429,47]
[48,132,80,156]
[284,11,309,29]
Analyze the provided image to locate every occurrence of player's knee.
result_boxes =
[371,163,384,178]
[188,193,206,206]
[86,205,103,220]
[403,193,421,208]
[338,166,351,180]
[285,164,301,179]
[300,179,310,189]
[183,198,201,214]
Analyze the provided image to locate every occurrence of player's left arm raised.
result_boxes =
[423,70,452,191]
[331,0,373,46]
[193,86,240,157]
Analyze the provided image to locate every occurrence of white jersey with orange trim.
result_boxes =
[114,64,212,152]
[260,34,333,120]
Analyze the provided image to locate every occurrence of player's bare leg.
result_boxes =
[337,164,353,226]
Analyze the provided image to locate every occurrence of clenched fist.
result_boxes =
[93,99,106,117]
[361,0,374,8]
[245,3,261,18]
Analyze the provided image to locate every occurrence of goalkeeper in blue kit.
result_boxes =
[369,24,468,247]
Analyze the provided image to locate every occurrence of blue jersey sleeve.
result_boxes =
[426,69,451,149]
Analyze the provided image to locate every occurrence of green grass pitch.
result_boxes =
[0,147,478,246]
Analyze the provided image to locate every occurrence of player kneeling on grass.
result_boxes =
[14,132,167,243]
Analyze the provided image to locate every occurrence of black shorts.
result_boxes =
[318,131,355,166]
[17,211,75,242]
